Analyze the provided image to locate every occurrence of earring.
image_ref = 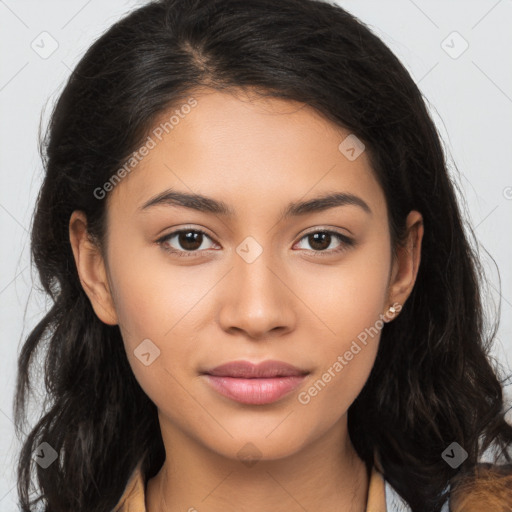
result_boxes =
[384,303,401,322]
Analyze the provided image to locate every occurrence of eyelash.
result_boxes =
[156,227,355,258]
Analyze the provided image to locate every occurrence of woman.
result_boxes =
[14,0,512,510]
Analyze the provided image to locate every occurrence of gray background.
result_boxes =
[1,0,511,508]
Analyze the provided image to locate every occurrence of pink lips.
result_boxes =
[202,360,309,405]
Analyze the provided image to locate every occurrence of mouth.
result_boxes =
[201,359,310,405]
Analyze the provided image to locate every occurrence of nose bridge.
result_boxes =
[217,235,295,337]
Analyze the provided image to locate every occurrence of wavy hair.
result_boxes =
[14,0,512,510]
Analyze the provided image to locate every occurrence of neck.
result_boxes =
[146,416,370,512]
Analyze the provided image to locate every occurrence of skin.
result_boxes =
[69,87,423,512]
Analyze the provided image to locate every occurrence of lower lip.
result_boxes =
[203,375,307,405]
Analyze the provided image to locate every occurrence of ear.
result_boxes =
[384,210,424,321]
[69,210,118,325]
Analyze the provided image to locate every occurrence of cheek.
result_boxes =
[299,242,391,343]
[108,266,198,419]
[105,239,211,403]
[293,244,390,408]
[106,229,198,343]
[297,318,384,424]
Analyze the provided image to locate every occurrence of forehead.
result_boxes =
[107,88,386,221]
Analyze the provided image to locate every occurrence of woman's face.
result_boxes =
[70,87,422,462]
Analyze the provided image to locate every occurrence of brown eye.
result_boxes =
[306,232,332,251]
[157,229,217,257]
[175,231,204,251]
[295,230,355,256]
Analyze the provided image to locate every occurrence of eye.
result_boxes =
[157,228,218,257]
[294,230,355,256]
[156,227,355,258]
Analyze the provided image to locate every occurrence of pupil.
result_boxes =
[310,233,330,251]
[180,231,201,251]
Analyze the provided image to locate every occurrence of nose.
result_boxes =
[217,249,297,340]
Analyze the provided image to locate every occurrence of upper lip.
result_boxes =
[203,360,310,378]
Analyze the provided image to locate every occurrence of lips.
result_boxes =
[203,359,309,378]
[201,360,310,405]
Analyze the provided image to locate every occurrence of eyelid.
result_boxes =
[299,225,352,239]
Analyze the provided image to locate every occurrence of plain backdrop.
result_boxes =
[1,0,511,509]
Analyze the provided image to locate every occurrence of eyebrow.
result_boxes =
[139,189,372,219]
